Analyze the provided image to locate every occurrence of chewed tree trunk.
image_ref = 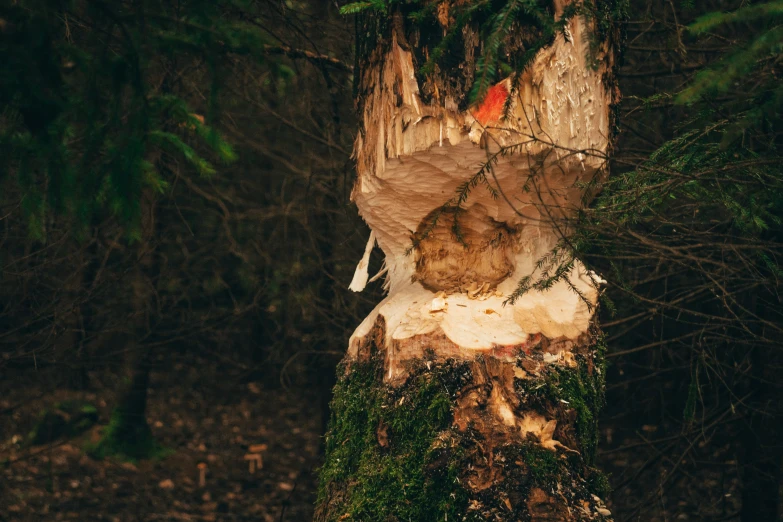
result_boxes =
[317,2,620,520]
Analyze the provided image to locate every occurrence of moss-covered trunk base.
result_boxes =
[316,330,612,522]
[89,346,166,460]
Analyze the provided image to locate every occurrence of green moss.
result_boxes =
[586,467,612,499]
[317,357,472,521]
[86,407,171,462]
[318,350,610,520]
[524,443,563,484]
[515,350,606,464]
[27,400,98,445]
[79,403,98,415]
[511,336,611,500]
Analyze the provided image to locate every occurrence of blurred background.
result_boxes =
[1,1,781,521]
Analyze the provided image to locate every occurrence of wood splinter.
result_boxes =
[243,443,267,473]
[197,462,207,487]
[244,453,263,473]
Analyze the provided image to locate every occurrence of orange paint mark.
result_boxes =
[472,82,509,126]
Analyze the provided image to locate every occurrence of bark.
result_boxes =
[740,401,782,522]
[95,191,158,459]
[317,2,619,520]
[102,342,155,458]
[56,243,89,390]
[739,346,782,521]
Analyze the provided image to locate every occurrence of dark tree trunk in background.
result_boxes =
[95,191,158,459]
[740,344,783,522]
[57,246,90,390]
[108,343,154,452]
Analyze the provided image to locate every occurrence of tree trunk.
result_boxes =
[740,390,782,522]
[94,191,158,459]
[56,241,90,390]
[103,340,155,458]
[739,340,783,521]
[316,2,619,520]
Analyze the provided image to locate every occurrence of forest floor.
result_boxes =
[1,353,742,522]
[597,410,742,522]
[0,354,323,522]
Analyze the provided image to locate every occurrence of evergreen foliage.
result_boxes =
[0,1,289,240]
[582,3,783,516]
[342,0,626,104]
[0,0,359,400]
[467,0,783,312]
[1,0,356,467]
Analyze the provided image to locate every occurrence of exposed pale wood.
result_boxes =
[349,12,611,373]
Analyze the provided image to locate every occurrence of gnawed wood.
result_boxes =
[349,7,611,365]
[318,2,617,520]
